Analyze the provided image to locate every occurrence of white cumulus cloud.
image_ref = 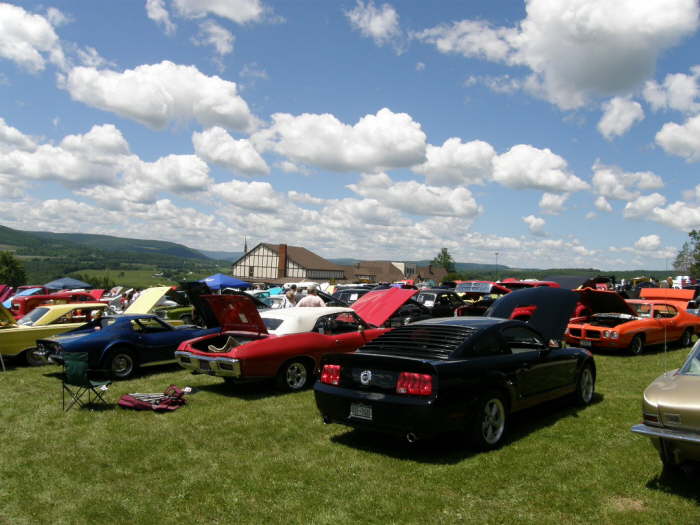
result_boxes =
[64,61,259,132]
[146,0,176,35]
[523,214,546,235]
[492,144,588,193]
[173,0,267,24]
[252,108,426,172]
[592,162,663,201]
[0,2,66,72]
[656,114,700,162]
[634,234,661,251]
[539,192,569,215]
[598,97,644,140]
[416,0,700,109]
[347,172,482,219]
[643,66,700,113]
[193,126,269,175]
[412,138,495,186]
[623,193,667,219]
[192,20,234,56]
[345,1,403,51]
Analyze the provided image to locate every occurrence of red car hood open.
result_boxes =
[575,288,636,316]
[202,294,268,334]
[351,288,418,327]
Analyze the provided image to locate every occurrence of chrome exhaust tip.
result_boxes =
[406,432,418,443]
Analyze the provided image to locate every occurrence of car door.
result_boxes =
[314,312,368,353]
[651,304,681,343]
[131,317,179,364]
[500,324,576,399]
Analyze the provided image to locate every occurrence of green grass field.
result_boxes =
[71,267,225,289]
[1,346,699,524]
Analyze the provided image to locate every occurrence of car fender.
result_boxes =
[99,339,139,365]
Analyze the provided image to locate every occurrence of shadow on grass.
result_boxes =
[329,393,604,465]
[592,344,688,358]
[196,378,289,401]
[646,463,700,502]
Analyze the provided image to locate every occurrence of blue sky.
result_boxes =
[2,1,700,270]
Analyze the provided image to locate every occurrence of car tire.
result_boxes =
[24,348,45,367]
[680,328,693,348]
[275,359,311,392]
[109,348,137,379]
[470,391,508,451]
[574,363,595,406]
[628,334,644,356]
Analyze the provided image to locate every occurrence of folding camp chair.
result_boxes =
[62,352,111,411]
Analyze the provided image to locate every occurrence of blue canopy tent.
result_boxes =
[199,273,251,291]
[44,277,92,290]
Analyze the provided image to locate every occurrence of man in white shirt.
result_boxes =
[296,285,326,307]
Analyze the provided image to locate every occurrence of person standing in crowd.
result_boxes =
[284,284,298,307]
[296,285,326,307]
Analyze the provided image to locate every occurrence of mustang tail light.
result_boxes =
[396,372,433,396]
[320,364,341,385]
[602,330,619,339]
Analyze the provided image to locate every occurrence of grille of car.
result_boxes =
[359,324,474,360]
[569,328,582,337]
[585,329,601,339]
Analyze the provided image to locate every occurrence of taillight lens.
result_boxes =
[396,372,433,396]
[320,364,341,385]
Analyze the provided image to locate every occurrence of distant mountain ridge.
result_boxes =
[197,249,243,262]
[0,225,210,261]
[329,258,510,271]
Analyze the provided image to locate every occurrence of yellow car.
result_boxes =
[0,302,109,366]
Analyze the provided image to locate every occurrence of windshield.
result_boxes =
[628,303,651,317]
[263,318,284,331]
[17,307,49,326]
[679,345,700,375]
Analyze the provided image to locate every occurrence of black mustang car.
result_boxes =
[314,288,596,449]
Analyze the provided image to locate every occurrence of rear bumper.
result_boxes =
[175,350,241,378]
[314,383,461,439]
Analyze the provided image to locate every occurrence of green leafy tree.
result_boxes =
[0,251,27,287]
[673,241,692,274]
[432,247,455,273]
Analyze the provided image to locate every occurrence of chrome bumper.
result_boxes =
[631,423,700,444]
[174,351,241,378]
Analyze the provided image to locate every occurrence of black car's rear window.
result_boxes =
[360,324,475,360]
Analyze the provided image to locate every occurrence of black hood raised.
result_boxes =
[485,287,579,342]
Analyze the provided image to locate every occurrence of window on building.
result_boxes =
[248,266,254,277]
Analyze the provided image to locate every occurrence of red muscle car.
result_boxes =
[175,288,417,391]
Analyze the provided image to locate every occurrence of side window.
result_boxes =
[472,333,506,356]
[315,313,363,335]
[501,325,545,354]
[654,305,678,319]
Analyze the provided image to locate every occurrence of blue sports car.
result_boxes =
[38,314,218,379]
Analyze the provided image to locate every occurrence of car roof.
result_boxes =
[260,306,355,334]
[29,303,109,326]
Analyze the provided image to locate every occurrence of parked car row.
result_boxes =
[5,280,699,473]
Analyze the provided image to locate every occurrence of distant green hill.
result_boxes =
[197,249,243,262]
[29,231,209,260]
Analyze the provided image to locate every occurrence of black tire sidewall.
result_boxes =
[574,364,594,406]
[629,335,644,355]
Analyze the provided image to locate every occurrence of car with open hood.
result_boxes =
[0,302,109,366]
[565,288,700,355]
[174,287,418,391]
[314,287,596,448]
[632,339,700,471]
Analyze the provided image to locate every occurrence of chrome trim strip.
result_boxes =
[174,351,241,377]
[631,423,700,444]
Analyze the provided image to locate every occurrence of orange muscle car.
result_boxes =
[565,289,700,355]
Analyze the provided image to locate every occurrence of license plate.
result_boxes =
[199,360,210,371]
[350,403,372,421]
[579,340,592,348]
